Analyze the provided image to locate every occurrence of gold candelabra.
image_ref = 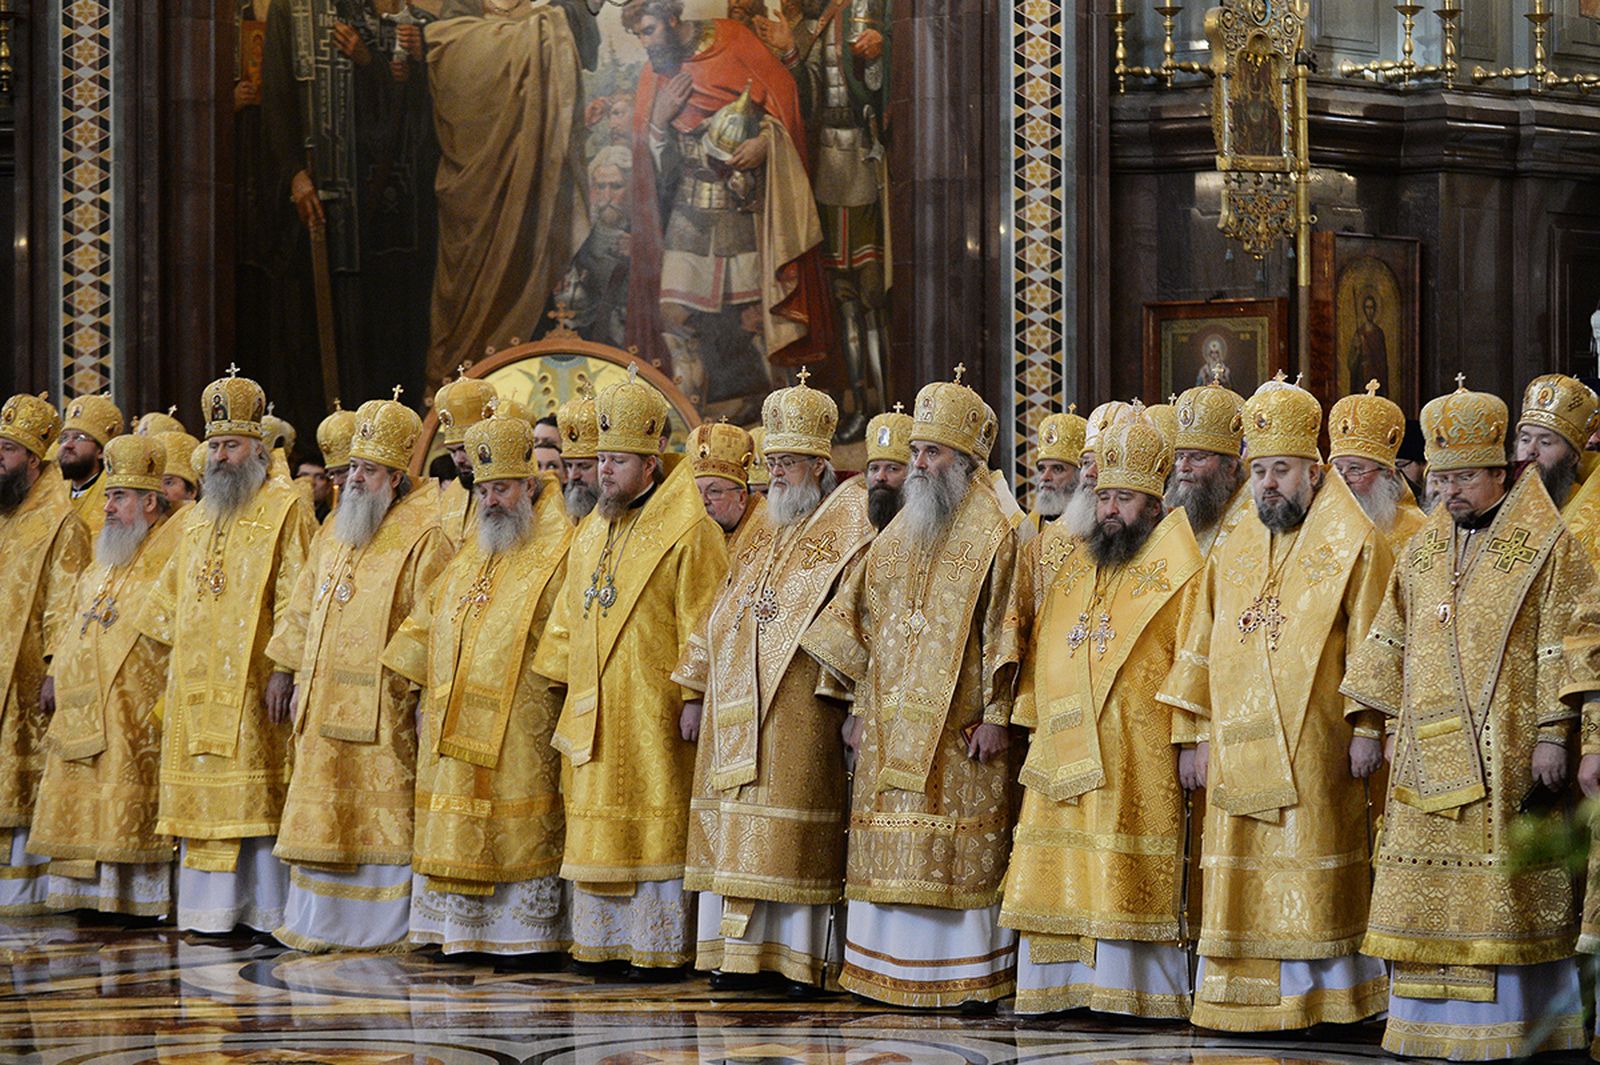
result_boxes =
[1110,0,1213,93]
[1474,0,1600,94]
[1339,0,1460,88]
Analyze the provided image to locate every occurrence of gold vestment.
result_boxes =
[0,473,90,831]
[801,476,1020,909]
[382,478,571,890]
[1344,470,1600,966]
[533,470,728,884]
[438,477,477,550]
[32,514,182,866]
[267,486,453,866]
[674,477,873,914]
[61,469,108,537]
[1561,461,1600,568]
[1194,483,1252,559]
[1384,494,1428,555]
[137,481,316,854]
[1158,473,1390,969]
[1001,509,1203,958]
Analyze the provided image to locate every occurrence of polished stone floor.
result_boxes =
[0,914,1590,1065]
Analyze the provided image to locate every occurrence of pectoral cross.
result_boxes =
[1238,594,1287,651]
[1089,612,1116,657]
[1066,611,1091,656]
[456,572,495,619]
[79,597,117,635]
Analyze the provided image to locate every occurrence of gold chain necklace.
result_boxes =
[1436,524,1481,625]
[194,519,230,599]
[585,511,641,618]
[80,559,136,635]
[1237,528,1302,652]
[733,524,795,633]
[317,543,361,605]
[454,553,502,620]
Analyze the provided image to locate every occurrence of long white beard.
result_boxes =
[1035,484,1071,519]
[331,477,395,547]
[901,463,972,544]
[768,476,822,526]
[1063,483,1098,540]
[477,494,534,554]
[564,481,599,522]
[1352,470,1405,531]
[202,452,268,520]
[95,514,150,569]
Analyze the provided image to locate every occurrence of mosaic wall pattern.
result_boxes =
[1009,0,1069,493]
[58,0,114,399]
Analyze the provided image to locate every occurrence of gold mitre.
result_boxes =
[484,394,537,427]
[1096,406,1173,499]
[689,420,754,486]
[261,405,295,453]
[63,393,124,446]
[202,366,267,440]
[1036,407,1086,465]
[1083,400,1133,457]
[1174,380,1245,456]
[190,441,208,481]
[762,369,837,459]
[0,393,62,458]
[596,366,670,456]
[102,433,165,493]
[1243,374,1321,461]
[1145,401,1178,449]
[912,364,997,461]
[1518,372,1599,453]
[434,372,498,446]
[1329,380,1405,468]
[135,408,184,437]
[465,414,535,482]
[556,394,598,460]
[1422,376,1508,472]
[867,405,914,464]
[317,402,358,469]
[350,392,422,471]
[156,431,201,486]
[748,427,770,487]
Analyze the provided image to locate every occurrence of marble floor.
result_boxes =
[0,915,1589,1065]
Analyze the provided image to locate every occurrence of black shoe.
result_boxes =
[571,958,629,979]
[626,963,688,983]
[708,969,778,992]
[491,951,567,973]
[956,998,997,1016]
[783,977,835,999]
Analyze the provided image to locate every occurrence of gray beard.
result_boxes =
[1542,457,1578,508]
[1035,485,1071,519]
[202,452,269,521]
[564,481,599,522]
[901,463,971,544]
[331,478,395,548]
[477,494,535,554]
[1351,470,1405,531]
[1063,484,1098,540]
[95,514,150,569]
[1165,469,1237,535]
[768,468,835,527]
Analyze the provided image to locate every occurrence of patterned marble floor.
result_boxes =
[0,915,1589,1065]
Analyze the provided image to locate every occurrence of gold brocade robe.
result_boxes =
[1561,460,1600,569]
[1001,510,1203,944]
[32,515,182,864]
[1343,470,1600,967]
[1157,473,1392,959]
[438,477,477,550]
[532,469,728,884]
[673,477,874,905]
[723,493,768,559]
[801,476,1021,909]
[381,480,571,889]
[266,487,453,866]
[137,482,316,843]
[62,469,108,537]
[1383,494,1428,555]
[0,473,90,828]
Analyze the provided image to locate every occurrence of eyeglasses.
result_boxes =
[1429,468,1486,488]
[700,485,744,501]
[764,454,811,473]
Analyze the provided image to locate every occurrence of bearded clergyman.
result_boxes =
[1025,406,1082,533]
[267,396,452,952]
[1345,380,1600,1060]
[865,407,912,532]
[533,369,727,976]
[1329,381,1427,554]
[32,435,167,916]
[383,414,573,956]
[1525,372,1600,568]
[1166,380,1248,558]
[1064,401,1133,540]
[674,376,873,993]
[1158,375,1392,1031]
[802,368,1020,1008]
[1002,409,1202,1018]
[136,368,316,934]
[557,393,600,523]
[433,373,499,549]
